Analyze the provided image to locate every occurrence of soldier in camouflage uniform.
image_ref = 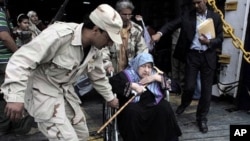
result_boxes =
[1,4,121,141]
[102,0,148,74]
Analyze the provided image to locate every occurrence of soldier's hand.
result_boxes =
[107,97,119,109]
[5,102,24,121]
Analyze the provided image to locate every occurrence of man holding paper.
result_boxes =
[151,0,223,133]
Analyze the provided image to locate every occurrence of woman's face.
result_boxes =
[30,13,39,24]
[138,63,153,78]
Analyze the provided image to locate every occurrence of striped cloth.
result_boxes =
[0,7,14,64]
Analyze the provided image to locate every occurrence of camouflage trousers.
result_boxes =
[37,99,89,141]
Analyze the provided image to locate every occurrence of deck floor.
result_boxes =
[0,93,249,141]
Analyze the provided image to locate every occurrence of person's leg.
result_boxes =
[172,57,186,95]
[193,72,201,100]
[196,56,214,133]
[149,100,181,141]
[67,100,89,141]
[38,119,78,141]
[181,58,198,107]
[0,64,11,136]
[176,52,199,114]
[1,63,36,136]
[0,100,11,136]
[0,102,35,136]
[37,100,89,141]
[0,63,7,84]
[10,113,35,135]
[196,65,214,122]
[178,61,186,91]
[172,57,179,80]
[171,29,184,90]
[118,103,144,141]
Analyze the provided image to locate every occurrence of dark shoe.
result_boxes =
[175,105,186,115]
[197,121,208,133]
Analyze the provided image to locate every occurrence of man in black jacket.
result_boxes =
[152,0,223,133]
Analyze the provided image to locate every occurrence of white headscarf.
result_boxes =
[27,10,41,36]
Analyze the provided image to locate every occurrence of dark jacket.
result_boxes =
[159,9,223,69]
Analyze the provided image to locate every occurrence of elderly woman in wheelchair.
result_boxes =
[109,53,182,141]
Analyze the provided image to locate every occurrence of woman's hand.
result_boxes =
[131,83,146,95]
[139,75,155,85]
[139,74,162,85]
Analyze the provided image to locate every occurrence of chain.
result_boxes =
[208,0,250,63]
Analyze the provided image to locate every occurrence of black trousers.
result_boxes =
[0,99,11,132]
[181,51,214,122]
[0,63,10,132]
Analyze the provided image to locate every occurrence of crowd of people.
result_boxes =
[0,0,223,140]
[0,0,48,136]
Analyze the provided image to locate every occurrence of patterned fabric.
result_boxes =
[123,53,164,104]
[13,29,33,47]
[118,24,131,72]
[0,7,13,64]
[102,21,148,73]
[28,21,41,36]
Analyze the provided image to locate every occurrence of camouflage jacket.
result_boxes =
[102,21,148,73]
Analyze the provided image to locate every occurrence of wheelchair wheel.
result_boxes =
[103,102,119,141]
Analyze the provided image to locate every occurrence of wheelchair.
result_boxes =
[100,69,172,141]
[102,95,119,141]
[102,91,170,141]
